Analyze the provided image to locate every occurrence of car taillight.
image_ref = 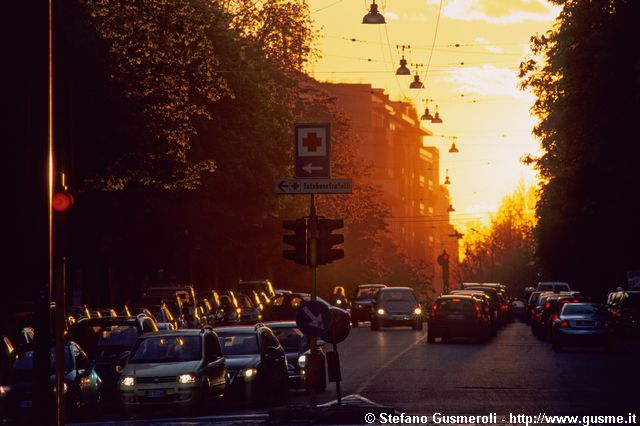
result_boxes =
[552,314,559,321]
[612,311,621,318]
[603,320,609,328]
[475,305,480,311]
[545,302,551,309]
[484,306,490,313]
[477,313,482,319]
[560,320,570,328]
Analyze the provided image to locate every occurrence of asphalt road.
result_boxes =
[74,320,640,424]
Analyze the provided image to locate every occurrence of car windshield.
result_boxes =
[272,327,305,352]
[129,336,202,363]
[562,304,607,316]
[217,333,259,355]
[356,288,381,299]
[381,290,415,302]
[236,294,255,309]
[14,347,74,373]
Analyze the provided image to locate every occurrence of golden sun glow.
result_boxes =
[306,0,560,226]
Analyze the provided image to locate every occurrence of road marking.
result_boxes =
[354,332,428,394]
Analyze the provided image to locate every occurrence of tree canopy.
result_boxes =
[519,0,640,296]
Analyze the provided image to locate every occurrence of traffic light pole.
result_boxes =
[308,194,318,408]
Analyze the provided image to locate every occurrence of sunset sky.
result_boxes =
[305,0,561,227]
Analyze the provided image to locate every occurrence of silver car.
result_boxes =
[551,303,613,352]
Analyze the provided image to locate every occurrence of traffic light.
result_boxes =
[317,218,344,265]
[283,219,308,265]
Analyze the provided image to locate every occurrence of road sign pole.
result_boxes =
[308,194,318,408]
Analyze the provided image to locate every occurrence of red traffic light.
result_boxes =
[52,191,74,212]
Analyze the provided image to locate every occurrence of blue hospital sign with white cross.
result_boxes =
[295,124,330,178]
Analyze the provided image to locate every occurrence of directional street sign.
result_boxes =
[295,123,330,179]
[275,179,352,194]
[296,300,332,336]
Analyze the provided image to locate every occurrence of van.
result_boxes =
[536,281,570,293]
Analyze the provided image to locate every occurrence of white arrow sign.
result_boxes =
[302,163,324,174]
[303,306,325,329]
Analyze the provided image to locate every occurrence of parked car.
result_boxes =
[214,324,288,404]
[551,303,613,351]
[68,315,158,402]
[370,287,423,331]
[119,328,227,416]
[264,321,326,391]
[351,284,387,327]
[5,341,101,421]
[427,295,491,343]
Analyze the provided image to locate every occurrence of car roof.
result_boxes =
[144,330,208,337]
[214,325,264,334]
[262,321,297,329]
[437,295,474,300]
[379,287,413,291]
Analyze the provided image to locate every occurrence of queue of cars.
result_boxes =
[522,281,635,352]
[0,279,344,422]
[426,282,512,344]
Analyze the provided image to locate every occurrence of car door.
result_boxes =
[203,333,226,395]
[72,343,96,408]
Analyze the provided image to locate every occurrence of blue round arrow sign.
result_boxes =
[296,300,332,337]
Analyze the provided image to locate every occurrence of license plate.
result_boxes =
[448,314,464,320]
[393,315,408,320]
[577,321,594,326]
[19,400,33,408]
[146,390,166,398]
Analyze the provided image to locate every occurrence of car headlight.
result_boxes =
[414,307,422,315]
[120,376,135,387]
[53,383,68,394]
[115,365,123,373]
[336,299,342,305]
[240,368,257,379]
[377,308,385,316]
[297,354,306,368]
[178,373,197,384]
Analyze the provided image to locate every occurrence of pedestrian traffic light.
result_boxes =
[317,218,344,265]
[283,219,308,265]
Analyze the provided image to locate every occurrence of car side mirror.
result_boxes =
[77,368,88,377]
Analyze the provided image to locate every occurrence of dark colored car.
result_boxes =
[4,341,101,421]
[427,295,490,343]
[538,295,590,340]
[449,290,495,335]
[214,324,288,404]
[351,284,387,327]
[531,292,571,337]
[525,291,542,324]
[551,303,613,351]
[458,285,503,327]
[370,287,423,331]
[68,316,158,401]
[264,321,326,391]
